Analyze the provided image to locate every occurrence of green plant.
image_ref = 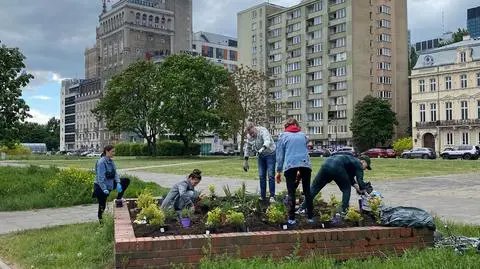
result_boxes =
[180,208,191,219]
[393,136,413,155]
[137,189,157,209]
[225,210,245,227]
[314,192,324,205]
[266,203,286,224]
[234,182,248,201]
[208,184,216,197]
[223,185,232,199]
[206,208,222,228]
[320,214,332,222]
[164,207,177,221]
[45,167,95,205]
[345,207,362,222]
[328,194,339,208]
[136,203,165,226]
[368,197,382,223]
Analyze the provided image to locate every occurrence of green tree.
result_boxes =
[158,54,231,148]
[216,75,244,142]
[393,136,413,154]
[0,41,33,146]
[408,46,418,75]
[350,95,398,152]
[230,65,271,154]
[452,28,469,43]
[17,117,60,151]
[93,60,165,156]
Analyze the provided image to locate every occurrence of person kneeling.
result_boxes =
[160,169,202,215]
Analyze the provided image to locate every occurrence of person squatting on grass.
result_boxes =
[243,122,277,202]
[298,154,371,214]
[275,118,314,225]
[93,145,130,221]
[160,169,202,215]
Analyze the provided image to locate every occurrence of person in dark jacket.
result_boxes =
[93,145,130,221]
[160,169,202,214]
[275,118,314,225]
[298,154,371,214]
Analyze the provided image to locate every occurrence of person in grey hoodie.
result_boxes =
[275,118,313,225]
[93,145,130,221]
[160,169,202,213]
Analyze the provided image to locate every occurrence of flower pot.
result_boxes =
[180,218,191,228]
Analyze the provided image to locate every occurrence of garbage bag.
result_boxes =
[380,206,436,230]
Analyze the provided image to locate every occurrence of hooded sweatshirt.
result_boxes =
[275,126,312,173]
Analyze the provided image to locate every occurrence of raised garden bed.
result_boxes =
[115,192,434,268]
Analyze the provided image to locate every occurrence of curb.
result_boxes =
[0,258,12,269]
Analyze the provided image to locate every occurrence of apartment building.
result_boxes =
[60,79,80,151]
[192,31,238,71]
[411,38,480,153]
[468,6,480,39]
[237,0,409,146]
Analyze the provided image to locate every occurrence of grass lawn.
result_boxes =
[144,157,480,180]
[0,166,169,211]
[0,218,478,269]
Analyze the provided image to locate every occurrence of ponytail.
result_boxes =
[189,169,202,180]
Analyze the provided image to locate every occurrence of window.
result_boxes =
[286,62,301,72]
[333,81,347,90]
[268,28,281,37]
[336,110,347,119]
[287,88,301,97]
[252,35,257,43]
[377,91,392,99]
[378,33,392,42]
[461,74,468,88]
[309,30,321,40]
[331,52,346,62]
[270,15,281,26]
[287,22,302,33]
[378,48,391,56]
[334,37,346,48]
[309,71,322,80]
[330,23,346,34]
[269,53,282,62]
[430,103,437,121]
[310,85,323,94]
[445,102,453,121]
[287,75,301,85]
[419,80,425,93]
[332,66,346,77]
[430,78,436,91]
[251,58,257,66]
[419,104,426,122]
[273,91,282,100]
[270,41,281,50]
[446,133,453,145]
[445,76,452,90]
[377,19,391,28]
[251,22,257,30]
[461,101,468,120]
[477,73,480,87]
[307,113,323,121]
[292,101,302,109]
[252,10,257,19]
[309,44,322,54]
[377,62,391,70]
[308,126,323,135]
[379,5,391,14]
[288,9,301,20]
[477,100,480,119]
[272,66,282,75]
[308,57,322,67]
[311,99,323,108]
[460,52,466,62]
[308,2,322,13]
[252,46,257,54]
[292,35,301,44]
[377,76,391,84]
[288,48,302,58]
[273,79,282,87]
[313,16,322,25]
[462,132,469,145]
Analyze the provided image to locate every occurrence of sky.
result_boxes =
[0,0,478,124]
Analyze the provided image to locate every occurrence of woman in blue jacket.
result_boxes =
[93,145,130,221]
[275,118,314,225]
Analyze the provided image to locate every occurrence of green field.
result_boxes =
[3,157,480,180]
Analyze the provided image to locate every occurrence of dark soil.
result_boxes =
[128,197,379,238]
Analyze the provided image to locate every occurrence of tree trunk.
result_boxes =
[151,135,157,157]
[239,120,246,156]
[180,134,189,154]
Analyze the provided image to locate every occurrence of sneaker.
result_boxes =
[307,218,315,224]
[295,208,306,215]
[287,219,297,225]
[269,197,276,203]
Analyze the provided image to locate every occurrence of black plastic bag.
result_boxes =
[380,206,436,230]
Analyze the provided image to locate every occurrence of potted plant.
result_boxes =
[180,208,191,228]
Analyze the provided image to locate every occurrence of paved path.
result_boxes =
[0,161,479,237]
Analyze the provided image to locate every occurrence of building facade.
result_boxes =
[467,6,480,39]
[192,31,238,71]
[410,39,480,153]
[60,79,80,151]
[237,0,409,146]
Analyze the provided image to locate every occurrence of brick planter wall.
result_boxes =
[115,201,434,269]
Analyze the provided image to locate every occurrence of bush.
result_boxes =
[185,143,201,156]
[206,208,222,228]
[0,144,32,156]
[45,168,95,205]
[225,210,245,226]
[114,143,131,156]
[131,143,148,156]
[136,190,157,209]
[345,207,362,222]
[266,203,286,224]
[393,136,413,154]
[137,203,165,226]
[157,141,184,156]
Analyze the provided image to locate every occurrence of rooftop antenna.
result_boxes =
[442,11,445,34]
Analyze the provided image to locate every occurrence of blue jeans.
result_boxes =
[258,151,276,199]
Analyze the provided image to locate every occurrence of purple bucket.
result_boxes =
[181,218,191,228]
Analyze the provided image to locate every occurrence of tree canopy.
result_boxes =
[350,95,398,152]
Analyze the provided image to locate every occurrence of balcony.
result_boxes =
[416,119,480,129]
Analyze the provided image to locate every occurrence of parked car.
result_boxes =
[86,152,102,157]
[385,149,397,158]
[440,145,479,160]
[331,146,358,157]
[401,148,436,159]
[362,148,388,158]
[308,148,331,157]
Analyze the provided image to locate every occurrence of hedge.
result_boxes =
[114,141,200,156]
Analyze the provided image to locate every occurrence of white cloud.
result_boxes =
[26,109,57,125]
[24,70,67,91]
[31,95,52,100]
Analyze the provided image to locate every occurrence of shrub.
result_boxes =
[164,207,177,221]
[328,194,339,208]
[206,208,222,228]
[137,203,165,226]
[345,207,362,222]
[368,197,382,223]
[314,192,323,206]
[208,184,216,197]
[393,136,413,154]
[45,168,95,205]
[266,203,286,224]
[180,208,191,219]
[320,214,332,222]
[225,210,245,227]
[137,190,157,209]
[157,141,185,156]
[0,144,32,156]
[185,143,201,156]
[114,143,131,156]
[130,143,148,156]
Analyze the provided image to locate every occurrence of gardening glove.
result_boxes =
[243,160,249,172]
[258,146,266,155]
[103,189,109,195]
[275,172,282,184]
[116,184,123,193]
